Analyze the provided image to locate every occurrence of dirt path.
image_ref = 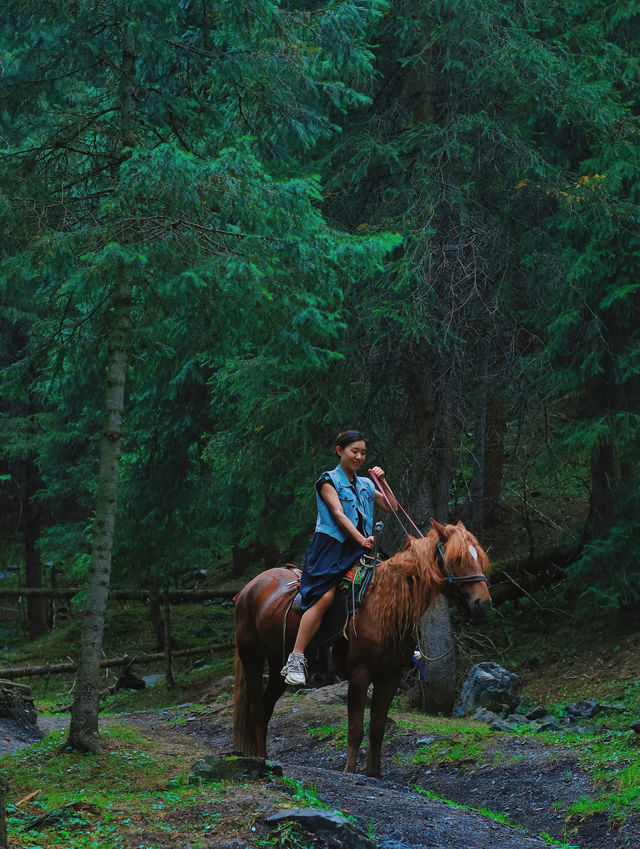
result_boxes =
[3,695,636,849]
[178,694,637,849]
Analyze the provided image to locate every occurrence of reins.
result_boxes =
[369,470,424,538]
[368,470,488,588]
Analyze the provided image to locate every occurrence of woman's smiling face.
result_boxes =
[337,439,367,478]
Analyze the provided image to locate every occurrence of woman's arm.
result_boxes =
[369,466,398,513]
[319,483,374,550]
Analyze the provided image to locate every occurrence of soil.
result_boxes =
[3,685,639,849]
[128,692,639,849]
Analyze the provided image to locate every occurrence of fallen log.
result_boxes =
[490,542,583,606]
[0,587,239,601]
[0,644,233,679]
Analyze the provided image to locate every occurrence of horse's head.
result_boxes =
[430,518,492,620]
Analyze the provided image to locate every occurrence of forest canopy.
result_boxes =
[2,0,640,616]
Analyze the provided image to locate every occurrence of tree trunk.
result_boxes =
[67,24,136,753]
[149,587,164,650]
[469,350,488,534]
[67,273,133,752]
[164,596,175,689]
[589,433,615,536]
[24,456,48,640]
[0,774,7,849]
[407,358,457,714]
[483,391,506,527]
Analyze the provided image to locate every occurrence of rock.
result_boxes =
[525,706,548,721]
[471,707,501,724]
[566,700,602,718]
[490,717,516,732]
[469,707,516,732]
[142,674,164,687]
[303,682,349,704]
[457,662,522,717]
[303,681,373,705]
[189,754,282,784]
[631,720,640,734]
[531,716,561,732]
[0,684,39,732]
[266,808,377,849]
[209,675,235,699]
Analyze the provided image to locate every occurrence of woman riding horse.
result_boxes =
[233,517,492,776]
[280,429,398,685]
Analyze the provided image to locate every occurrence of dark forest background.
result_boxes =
[2,0,639,652]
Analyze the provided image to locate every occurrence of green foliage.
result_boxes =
[0,0,398,582]
[2,0,640,613]
[566,511,640,608]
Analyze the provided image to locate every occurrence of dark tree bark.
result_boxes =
[0,773,7,849]
[164,596,175,689]
[483,392,506,528]
[469,350,488,534]
[590,433,615,535]
[24,457,48,640]
[67,23,136,753]
[407,358,457,714]
[67,271,133,752]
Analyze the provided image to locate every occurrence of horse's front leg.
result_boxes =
[366,671,402,778]
[345,666,371,773]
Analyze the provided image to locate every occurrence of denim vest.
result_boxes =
[314,464,375,542]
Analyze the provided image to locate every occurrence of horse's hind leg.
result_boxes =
[366,671,402,778]
[345,664,371,773]
[255,653,287,757]
[233,644,267,757]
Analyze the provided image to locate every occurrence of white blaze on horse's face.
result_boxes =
[468,544,478,561]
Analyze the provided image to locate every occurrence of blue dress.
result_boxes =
[299,471,370,611]
[298,533,364,611]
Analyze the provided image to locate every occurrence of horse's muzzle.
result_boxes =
[466,595,492,620]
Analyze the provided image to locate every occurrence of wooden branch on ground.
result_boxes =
[0,644,232,679]
[0,587,240,601]
[490,542,583,606]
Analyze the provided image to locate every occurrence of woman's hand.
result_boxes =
[369,466,399,514]
[361,535,375,550]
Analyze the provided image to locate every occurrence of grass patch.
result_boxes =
[391,712,495,769]
[308,721,349,749]
[0,724,340,849]
[560,730,640,824]
[0,601,235,712]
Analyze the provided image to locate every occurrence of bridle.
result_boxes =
[435,540,489,588]
[368,469,488,589]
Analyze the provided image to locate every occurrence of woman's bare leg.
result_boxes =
[292,587,335,654]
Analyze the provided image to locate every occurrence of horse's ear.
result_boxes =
[430,518,448,539]
[456,519,466,530]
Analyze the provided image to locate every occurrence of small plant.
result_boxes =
[259,820,315,849]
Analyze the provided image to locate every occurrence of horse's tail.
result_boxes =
[232,647,258,755]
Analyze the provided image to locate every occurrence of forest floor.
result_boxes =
[139,691,640,849]
[3,497,640,848]
[4,672,640,849]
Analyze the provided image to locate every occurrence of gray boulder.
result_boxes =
[266,809,377,849]
[458,662,522,717]
[189,754,282,784]
[565,700,602,718]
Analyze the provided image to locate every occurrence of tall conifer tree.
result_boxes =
[0,0,393,749]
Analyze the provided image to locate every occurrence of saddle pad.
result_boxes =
[340,563,366,588]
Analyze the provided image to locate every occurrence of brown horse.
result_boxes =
[232,518,491,777]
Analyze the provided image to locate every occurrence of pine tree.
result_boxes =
[0,0,394,749]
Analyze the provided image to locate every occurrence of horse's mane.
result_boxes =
[367,532,442,644]
[366,524,489,644]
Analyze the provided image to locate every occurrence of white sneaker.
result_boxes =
[280,652,308,685]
